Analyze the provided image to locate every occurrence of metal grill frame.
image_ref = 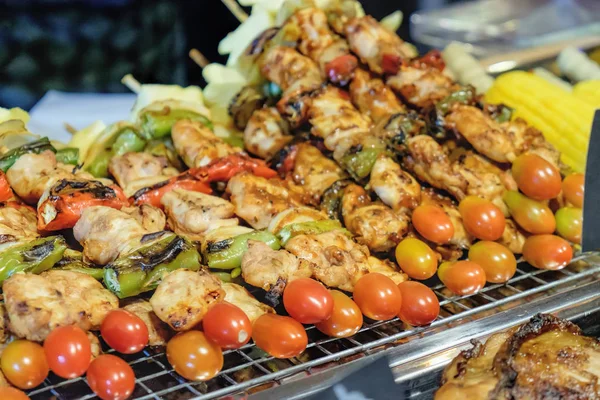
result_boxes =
[27,253,600,400]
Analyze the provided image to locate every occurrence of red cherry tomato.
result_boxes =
[411,204,454,244]
[44,325,91,379]
[1,340,48,389]
[396,281,440,326]
[503,190,555,234]
[283,278,334,324]
[555,207,582,243]
[458,196,506,240]
[203,302,252,349]
[315,290,363,338]
[512,153,562,200]
[166,331,223,381]
[468,241,517,283]
[101,309,149,354]
[522,234,573,270]
[438,261,486,296]
[0,387,30,400]
[87,355,135,400]
[562,173,584,208]
[252,314,307,358]
[353,273,403,321]
[395,238,438,280]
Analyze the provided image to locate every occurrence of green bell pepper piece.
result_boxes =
[86,149,112,178]
[222,133,245,149]
[212,271,233,282]
[340,146,387,180]
[103,233,201,298]
[0,137,56,172]
[139,109,213,140]
[0,236,67,283]
[55,147,80,165]
[437,87,477,115]
[277,220,350,246]
[112,129,146,156]
[85,127,146,178]
[205,230,280,270]
[54,249,104,280]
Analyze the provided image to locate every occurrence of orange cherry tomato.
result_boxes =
[555,207,582,243]
[283,278,334,324]
[396,281,440,326]
[395,238,438,280]
[203,302,252,349]
[468,241,517,283]
[438,261,486,296]
[44,325,91,379]
[167,331,223,381]
[522,234,573,270]
[562,173,584,208]
[101,309,149,354]
[315,290,363,338]
[0,387,30,400]
[353,273,403,321]
[87,355,135,400]
[1,340,48,389]
[511,153,562,200]
[411,204,454,244]
[503,190,556,234]
[252,314,307,358]
[458,196,506,241]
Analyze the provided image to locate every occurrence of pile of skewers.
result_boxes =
[0,0,588,398]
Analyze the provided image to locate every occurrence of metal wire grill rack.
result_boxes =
[27,253,600,400]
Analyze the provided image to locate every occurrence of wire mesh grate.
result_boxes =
[27,253,600,400]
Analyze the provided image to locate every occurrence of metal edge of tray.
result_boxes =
[246,277,600,400]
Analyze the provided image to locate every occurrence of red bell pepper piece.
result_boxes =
[37,179,128,231]
[132,172,212,207]
[0,171,13,202]
[382,53,402,75]
[325,54,358,84]
[191,154,277,183]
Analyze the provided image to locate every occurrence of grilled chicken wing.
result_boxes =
[150,269,225,331]
[222,282,275,323]
[370,155,421,212]
[285,229,370,292]
[172,119,240,168]
[73,206,148,265]
[121,204,166,232]
[122,299,173,346]
[3,271,117,341]
[108,152,178,197]
[41,270,119,330]
[345,15,414,75]
[287,143,348,204]
[241,240,313,299]
[227,172,303,230]
[244,107,292,160]
[161,189,238,241]
[349,69,406,122]
[341,184,408,252]
[387,66,459,110]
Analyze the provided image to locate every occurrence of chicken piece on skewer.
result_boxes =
[73,206,154,265]
[222,282,275,323]
[341,183,409,252]
[421,188,472,250]
[161,189,238,242]
[171,119,240,168]
[344,15,414,75]
[244,107,292,160]
[369,155,421,213]
[284,143,348,205]
[150,269,225,331]
[498,219,527,254]
[367,256,408,284]
[349,69,406,122]
[88,332,101,359]
[0,204,38,244]
[227,172,304,230]
[284,7,358,84]
[121,204,167,232]
[108,152,179,197]
[241,240,313,300]
[285,229,370,292]
[122,299,173,346]
[387,65,459,110]
[3,271,118,341]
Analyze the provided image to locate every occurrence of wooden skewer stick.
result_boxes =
[121,74,142,94]
[64,122,77,135]
[221,0,248,23]
[189,49,210,69]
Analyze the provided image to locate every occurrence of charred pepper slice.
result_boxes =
[205,230,280,270]
[0,236,67,283]
[103,232,201,298]
[131,171,212,207]
[53,249,104,280]
[139,108,213,140]
[276,220,350,245]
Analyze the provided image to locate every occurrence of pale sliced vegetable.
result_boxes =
[532,68,572,92]
[380,10,403,32]
[68,120,107,163]
[557,47,600,82]
[442,42,494,94]
[0,120,39,152]
[203,63,248,109]
[0,107,30,125]
[219,8,275,67]
[129,83,208,122]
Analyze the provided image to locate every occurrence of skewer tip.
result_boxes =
[189,49,210,69]
[121,74,142,94]
[221,0,248,23]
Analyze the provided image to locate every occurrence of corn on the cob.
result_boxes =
[485,71,594,173]
[573,80,600,108]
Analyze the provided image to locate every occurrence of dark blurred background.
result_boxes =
[0,0,467,110]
